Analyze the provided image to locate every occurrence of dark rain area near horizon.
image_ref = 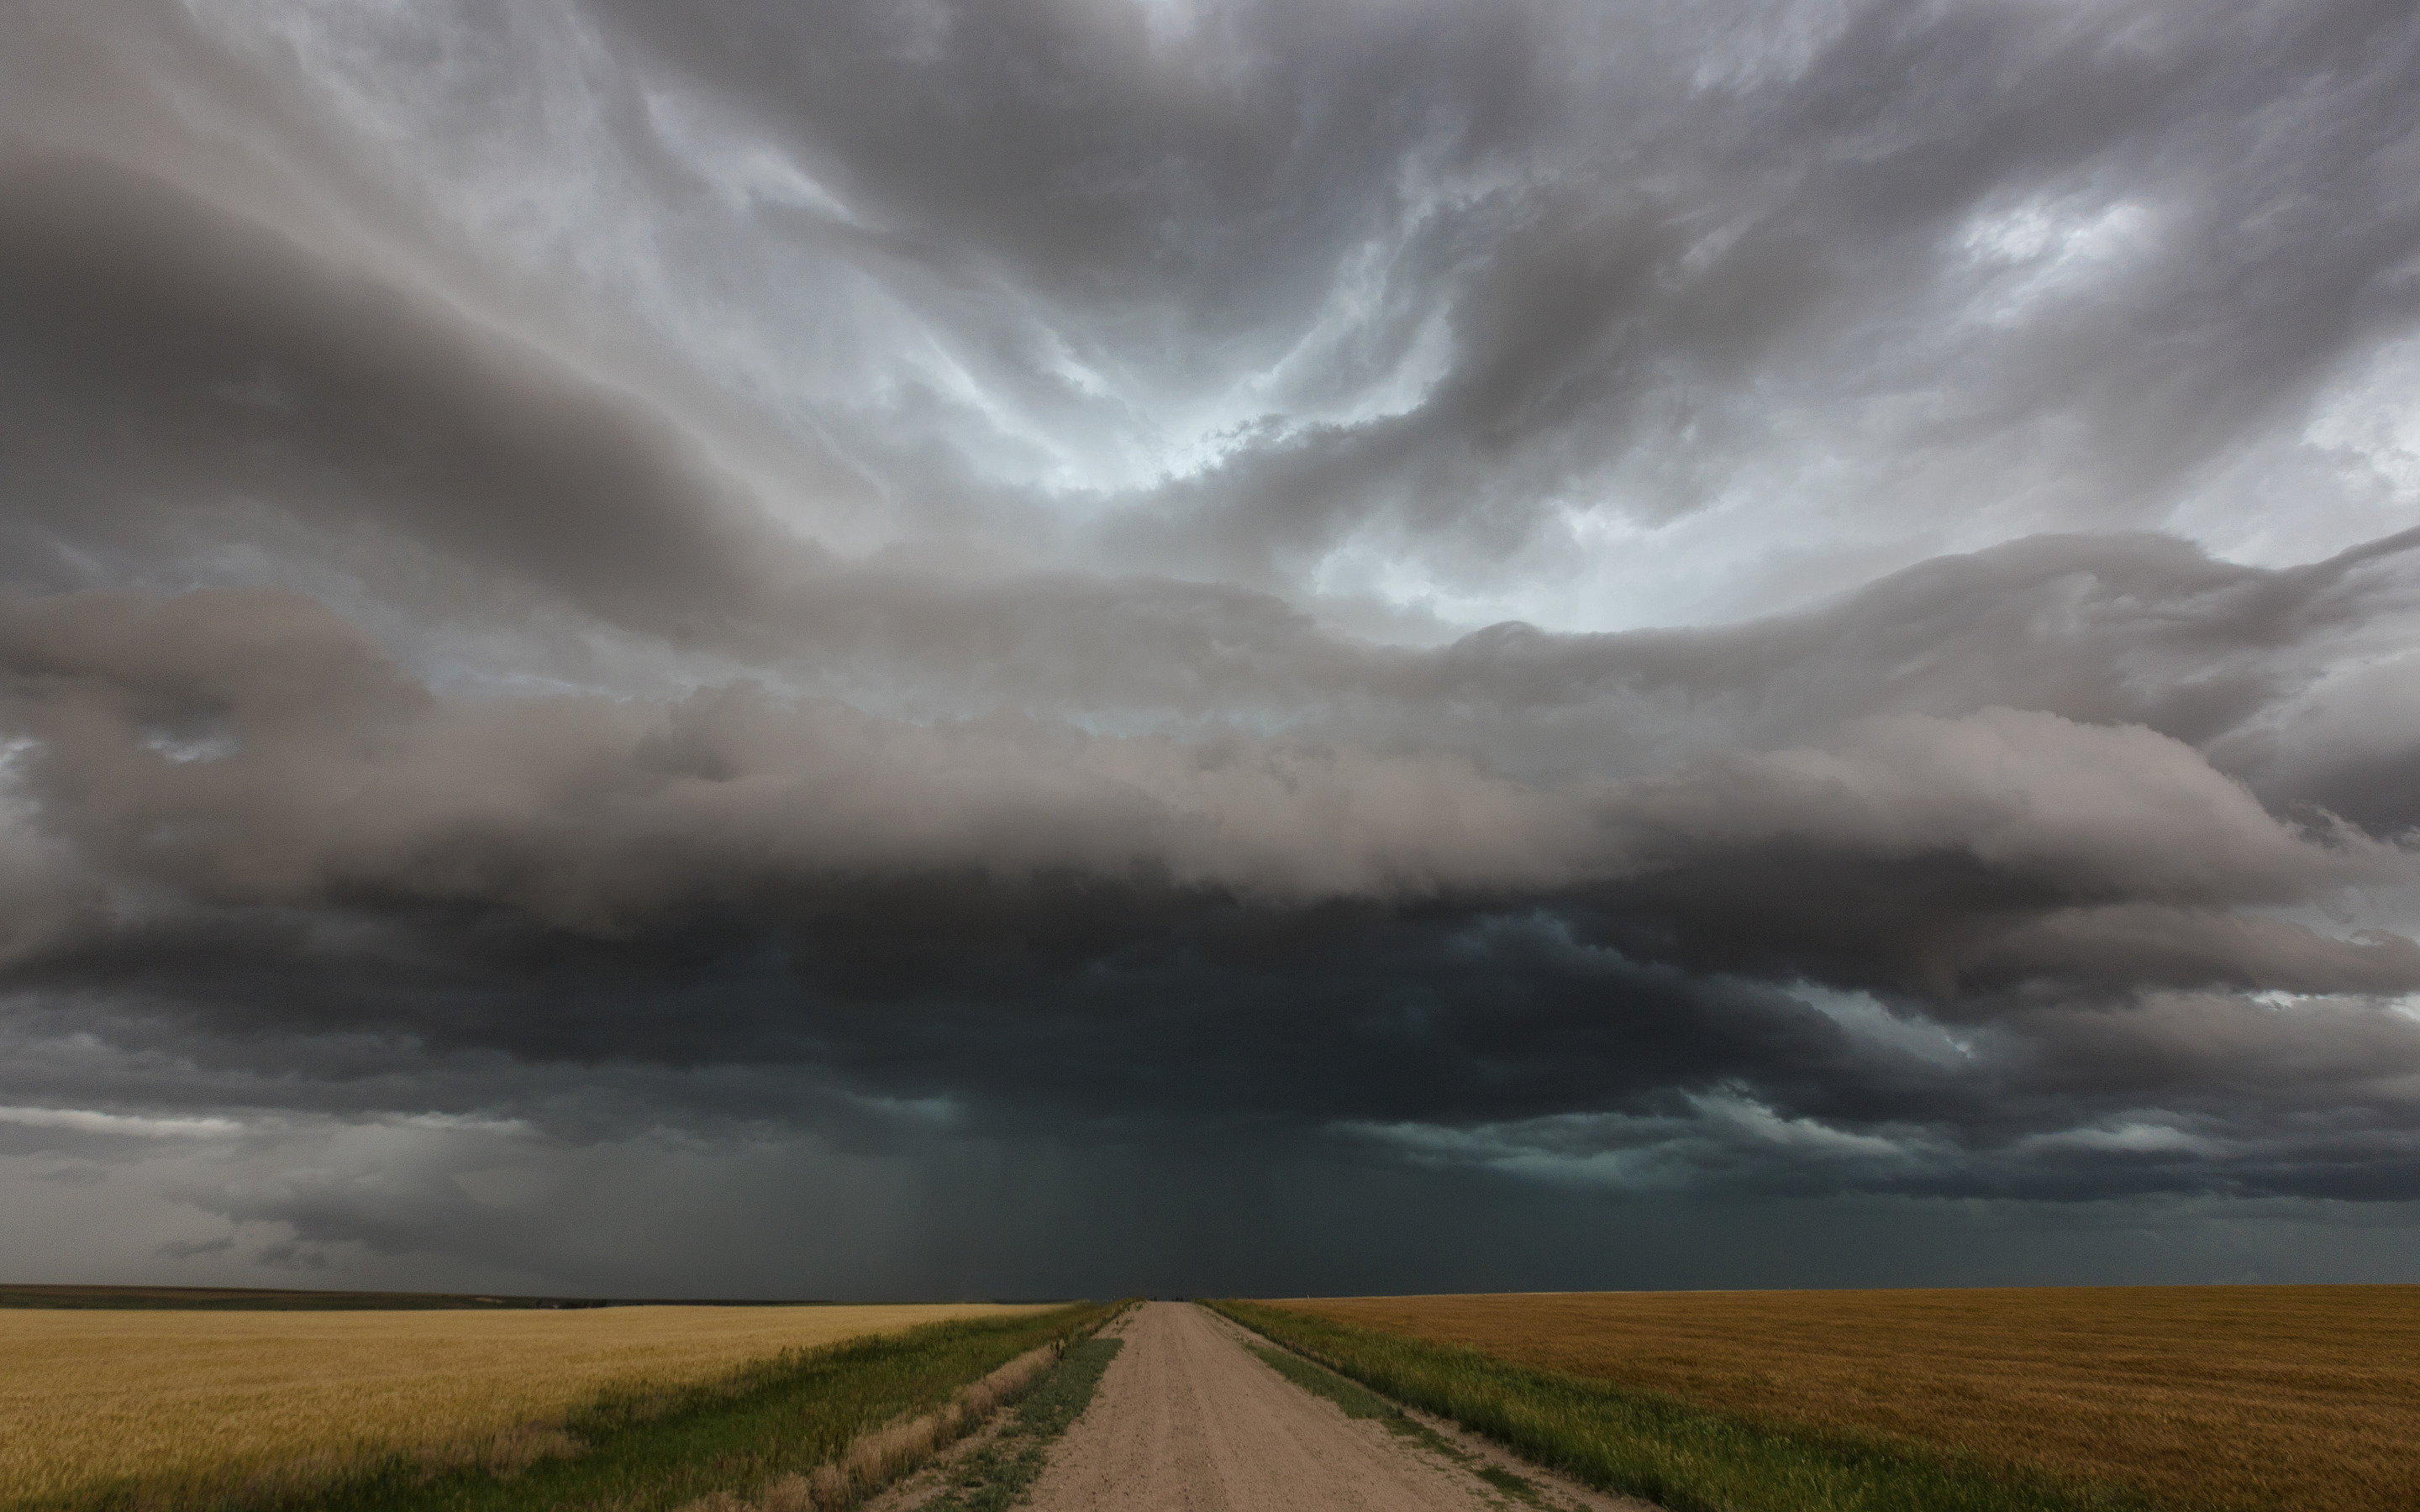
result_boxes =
[3,0,2419,1299]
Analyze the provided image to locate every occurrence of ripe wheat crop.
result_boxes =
[0,1302,1044,1511]
[1260,1287,2420,1512]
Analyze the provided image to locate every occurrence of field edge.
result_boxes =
[12,1304,1124,1512]
[1208,1299,2169,1512]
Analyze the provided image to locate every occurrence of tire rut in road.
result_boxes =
[1015,1302,1594,1512]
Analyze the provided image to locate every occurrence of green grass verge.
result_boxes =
[1247,1343,1400,1420]
[1209,1300,2162,1512]
[921,1335,1124,1512]
[36,1305,1117,1512]
[1240,1341,1552,1508]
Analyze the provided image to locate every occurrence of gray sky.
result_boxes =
[3,0,2418,1298]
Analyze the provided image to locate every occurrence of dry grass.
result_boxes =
[1273,1287,2420,1512]
[0,1302,1045,1510]
[721,1341,1065,1512]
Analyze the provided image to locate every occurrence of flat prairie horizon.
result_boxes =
[8,1283,2409,1512]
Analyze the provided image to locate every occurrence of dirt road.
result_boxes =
[1018,1303,1642,1512]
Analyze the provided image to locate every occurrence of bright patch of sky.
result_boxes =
[2014,1120,2226,1157]
[1344,1091,1934,1192]
[0,1105,243,1137]
[1956,193,2160,327]
[1797,986,1978,1066]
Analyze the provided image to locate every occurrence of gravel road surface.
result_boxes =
[1018,1302,1638,1512]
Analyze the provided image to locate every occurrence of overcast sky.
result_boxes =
[3,0,2419,1299]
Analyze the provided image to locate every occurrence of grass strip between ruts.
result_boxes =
[920,1335,1123,1511]
[29,1305,1116,1512]
[1210,1300,2170,1512]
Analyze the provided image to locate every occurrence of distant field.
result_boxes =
[0,1302,1046,1510]
[1267,1287,2420,1511]
[0,1284,606,1310]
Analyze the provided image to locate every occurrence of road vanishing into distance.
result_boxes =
[1016,1304,1649,1512]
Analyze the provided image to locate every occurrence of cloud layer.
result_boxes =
[3,0,2418,1291]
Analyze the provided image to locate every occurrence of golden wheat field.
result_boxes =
[0,1303,1044,1510]
[1275,1286,2420,1512]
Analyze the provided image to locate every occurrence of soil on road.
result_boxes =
[1018,1302,1646,1512]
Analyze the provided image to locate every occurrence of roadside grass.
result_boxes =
[919,1334,1125,1512]
[1239,1341,1550,1509]
[1213,1300,2158,1512]
[1258,1288,2420,1512]
[2,1303,1055,1511]
[1247,1343,1402,1421]
[12,1305,1114,1512]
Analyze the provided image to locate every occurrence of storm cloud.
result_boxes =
[3,0,2418,1294]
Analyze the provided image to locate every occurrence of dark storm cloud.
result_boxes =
[3,0,2420,1291]
[3,567,2415,1208]
[5,138,2412,753]
[0,155,797,632]
[591,0,2420,589]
